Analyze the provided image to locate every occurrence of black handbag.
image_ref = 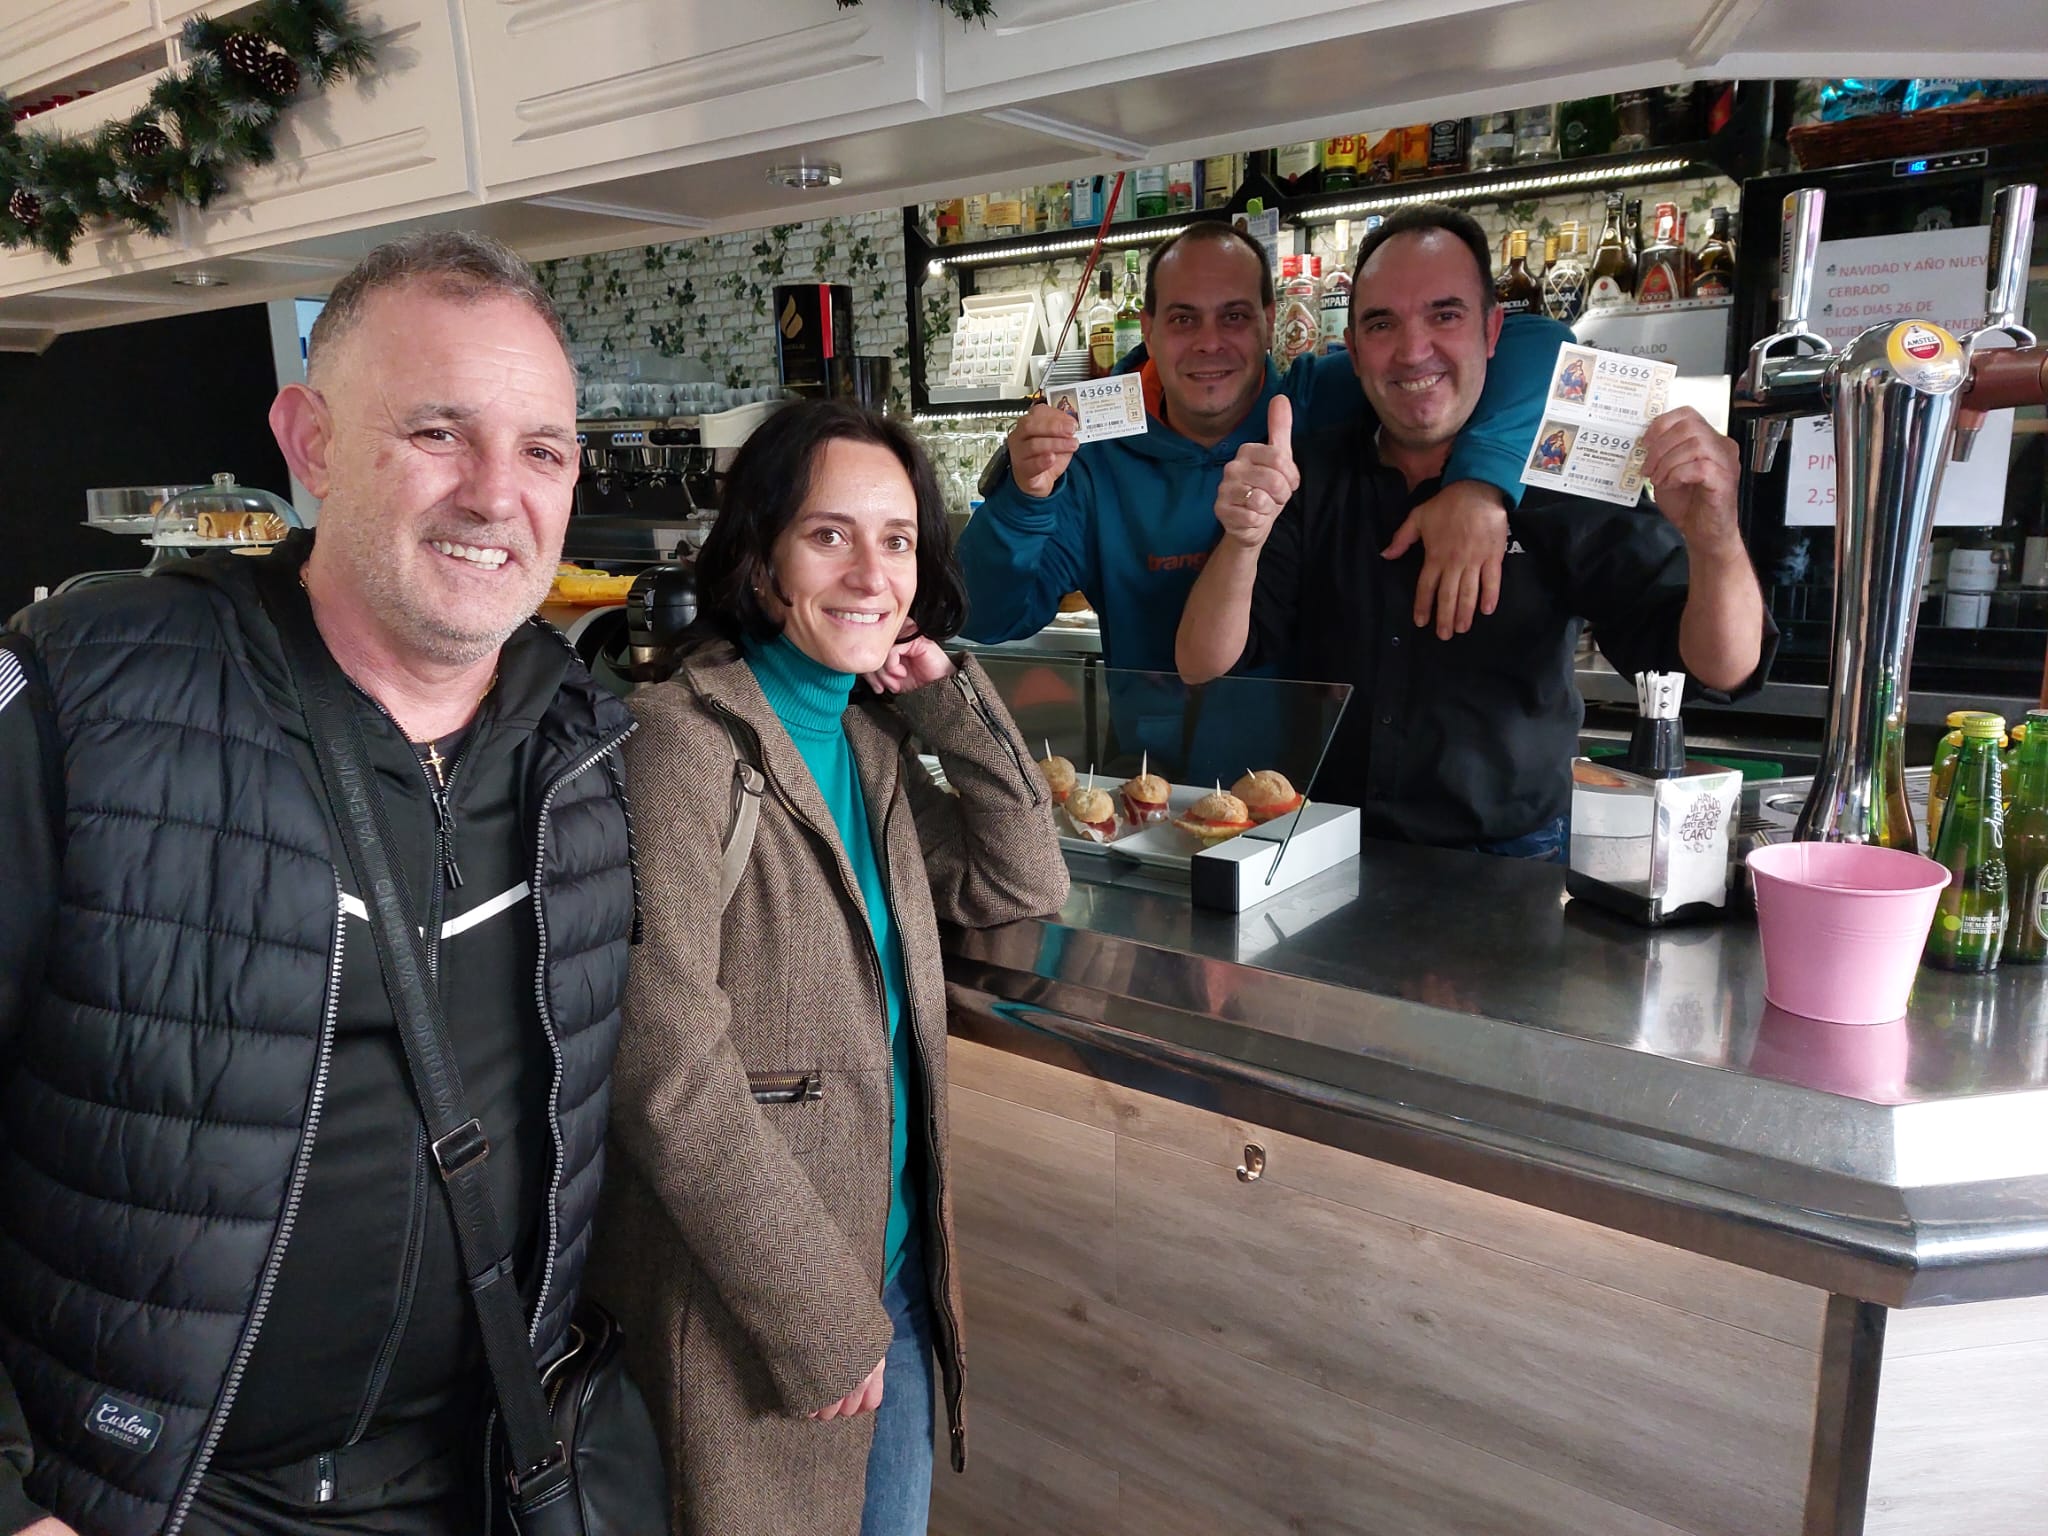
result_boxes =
[262,571,668,1536]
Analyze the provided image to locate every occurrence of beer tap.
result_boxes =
[1730,183,2048,849]
[1734,190,1834,473]
[1953,184,2039,463]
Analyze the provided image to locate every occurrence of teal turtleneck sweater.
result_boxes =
[743,634,919,1283]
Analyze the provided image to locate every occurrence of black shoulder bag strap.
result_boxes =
[259,576,575,1518]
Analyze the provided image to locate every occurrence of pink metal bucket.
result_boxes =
[1746,842,1952,1025]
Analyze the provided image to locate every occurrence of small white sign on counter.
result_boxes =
[1573,297,1733,379]
[1785,223,2012,529]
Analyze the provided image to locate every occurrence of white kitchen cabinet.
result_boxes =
[941,0,1509,101]
[178,0,473,258]
[467,0,936,194]
[2,0,155,96]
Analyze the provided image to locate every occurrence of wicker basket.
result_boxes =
[1790,95,2048,171]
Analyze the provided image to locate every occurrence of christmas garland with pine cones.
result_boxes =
[0,1,377,265]
[838,1,998,20]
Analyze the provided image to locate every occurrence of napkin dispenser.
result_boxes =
[1567,672,1740,926]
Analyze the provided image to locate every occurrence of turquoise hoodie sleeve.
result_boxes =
[1443,313,1571,505]
[957,455,1101,644]
[1284,314,1572,508]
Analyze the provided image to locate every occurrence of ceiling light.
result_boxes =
[769,161,843,191]
[171,269,229,287]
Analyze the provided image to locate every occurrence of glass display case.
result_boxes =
[967,656,1353,875]
[146,472,300,561]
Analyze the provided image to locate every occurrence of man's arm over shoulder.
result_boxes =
[1443,312,1572,506]
[0,633,63,1536]
[956,450,1100,644]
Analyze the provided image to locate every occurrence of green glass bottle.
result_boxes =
[2002,721,2027,814]
[1928,709,2003,849]
[2002,711,2048,964]
[1926,713,2009,973]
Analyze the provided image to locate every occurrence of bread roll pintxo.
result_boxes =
[1231,769,1304,823]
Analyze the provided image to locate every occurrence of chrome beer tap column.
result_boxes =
[1802,312,1969,846]
[1733,184,2045,849]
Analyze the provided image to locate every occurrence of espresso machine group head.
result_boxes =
[1732,184,2047,852]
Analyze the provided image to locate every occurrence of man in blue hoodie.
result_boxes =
[957,220,1570,678]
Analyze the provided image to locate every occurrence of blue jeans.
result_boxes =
[1471,813,1569,864]
[859,1249,935,1536]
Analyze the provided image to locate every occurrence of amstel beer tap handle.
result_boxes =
[1777,188,1826,339]
[1953,185,2039,462]
[1983,184,2039,340]
[1737,190,1833,472]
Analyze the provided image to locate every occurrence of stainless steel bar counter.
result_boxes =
[933,843,2048,1536]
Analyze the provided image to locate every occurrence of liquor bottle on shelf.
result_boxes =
[1167,162,1196,214]
[984,189,1023,238]
[1558,95,1616,158]
[1543,222,1589,322]
[1319,221,1354,355]
[1275,142,1322,195]
[1623,197,1645,281]
[1636,203,1685,305]
[934,198,964,246]
[1514,102,1558,162]
[1394,125,1430,180]
[1690,206,1737,298]
[1654,83,1701,145]
[1272,256,1320,370]
[1200,154,1240,209]
[1495,231,1542,316]
[1365,129,1401,183]
[1468,111,1517,170]
[1070,176,1104,228]
[1086,268,1118,379]
[2003,710,2048,964]
[1586,193,1635,309]
[1321,135,1361,193]
[1426,119,1468,176]
[1926,713,2010,973]
[1135,165,1171,219]
[1612,90,1653,152]
[962,193,989,242]
[1112,250,1145,365]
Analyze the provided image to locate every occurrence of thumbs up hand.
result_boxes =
[1213,395,1300,552]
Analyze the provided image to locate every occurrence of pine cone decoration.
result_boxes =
[8,187,42,229]
[128,122,171,159]
[257,50,301,98]
[219,31,270,80]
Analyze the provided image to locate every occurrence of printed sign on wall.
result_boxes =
[1784,223,2013,528]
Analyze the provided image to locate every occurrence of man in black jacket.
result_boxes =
[0,232,637,1536]
[1178,204,1770,857]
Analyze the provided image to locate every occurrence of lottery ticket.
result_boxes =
[1519,344,1677,506]
[1043,373,1148,443]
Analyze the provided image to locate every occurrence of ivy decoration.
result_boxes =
[0,0,376,264]
[837,0,997,20]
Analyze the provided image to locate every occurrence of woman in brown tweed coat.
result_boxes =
[587,401,1068,1536]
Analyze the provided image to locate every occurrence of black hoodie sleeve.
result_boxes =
[0,632,62,1533]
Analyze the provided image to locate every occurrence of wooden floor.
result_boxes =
[932,1037,1836,1536]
